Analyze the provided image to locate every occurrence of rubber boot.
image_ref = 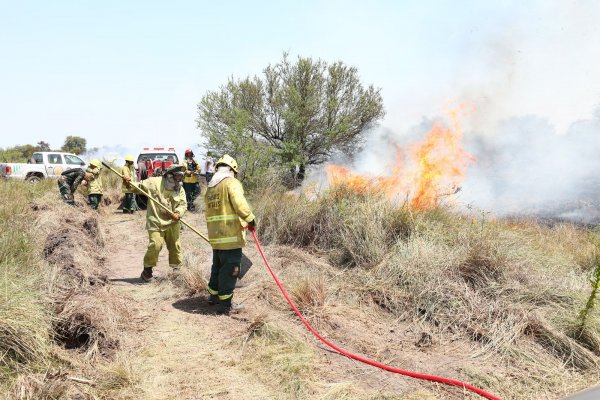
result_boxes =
[140,267,153,282]
[207,294,219,305]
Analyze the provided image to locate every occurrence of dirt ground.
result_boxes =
[99,204,500,400]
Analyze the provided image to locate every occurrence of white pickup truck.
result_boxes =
[0,152,87,183]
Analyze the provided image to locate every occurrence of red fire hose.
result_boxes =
[250,230,502,400]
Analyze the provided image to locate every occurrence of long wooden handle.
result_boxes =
[101,161,210,243]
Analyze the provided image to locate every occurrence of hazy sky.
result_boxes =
[1,1,600,154]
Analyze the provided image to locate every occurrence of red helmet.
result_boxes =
[185,149,193,155]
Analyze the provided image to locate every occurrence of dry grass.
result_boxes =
[240,317,316,398]
[53,288,132,359]
[252,186,600,398]
[1,179,138,399]
[255,186,413,268]
[0,180,53,383]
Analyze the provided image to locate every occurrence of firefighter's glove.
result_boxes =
[122,177,131,186]
[171,212,180,221]
[247,219,256,232]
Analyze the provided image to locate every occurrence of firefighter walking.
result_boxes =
[204,154,256,315]
[86,160,103,210]
[123,164,187,282]
[121,155,137,214]
[182,149,201,211]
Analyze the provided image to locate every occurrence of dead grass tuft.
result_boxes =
[289,275,329,326]
[155,267,208,296]
[525,316,598,370]
[240,320,315,397]
[53,288,131,359]
[11,371,87,400]
[254,188,413,268]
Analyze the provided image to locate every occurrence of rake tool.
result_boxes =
[101,161,210,243]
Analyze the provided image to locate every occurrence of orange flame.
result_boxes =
[326,107,475,210]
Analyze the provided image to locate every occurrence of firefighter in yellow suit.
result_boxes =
[86,160,103,210]
[123,164,187,282]
[204,154,256,315]
[182,149,201,211]
[121,155,136,214]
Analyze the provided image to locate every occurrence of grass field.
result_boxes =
[2,177,600,399]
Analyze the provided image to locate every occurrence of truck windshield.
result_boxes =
[65,155,85,165]
[137,153,179,164]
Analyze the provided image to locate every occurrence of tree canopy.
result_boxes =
[0,142,51,162]
[61,136,87,155]
[197,54,385,185]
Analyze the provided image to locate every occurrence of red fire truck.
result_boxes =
[135,147,180,209]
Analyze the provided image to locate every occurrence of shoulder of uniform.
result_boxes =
[226,178,243,190]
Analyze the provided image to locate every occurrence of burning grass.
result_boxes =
[253,187,600,398]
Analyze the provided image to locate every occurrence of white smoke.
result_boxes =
[309,2,600,223]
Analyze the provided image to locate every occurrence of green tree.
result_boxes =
[61,136,87,155]
[36,141,51,151]
[197,54,385,185]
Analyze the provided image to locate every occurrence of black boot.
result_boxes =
[207,294,219,305]
[140,267,153,282]
[216,299,244,315]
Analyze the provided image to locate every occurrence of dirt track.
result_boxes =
[103,208,282,399]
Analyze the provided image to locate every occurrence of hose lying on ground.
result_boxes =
[249,229,502,400]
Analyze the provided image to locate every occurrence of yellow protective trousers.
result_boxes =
[143,224,182,268]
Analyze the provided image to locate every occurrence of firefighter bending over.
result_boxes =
[57,168,92,205]
[123,164,187,282]
[205,154,256,315]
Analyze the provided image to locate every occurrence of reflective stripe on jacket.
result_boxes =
[204,176,255,250]
[130,177,187,231]
[86,166,103,195]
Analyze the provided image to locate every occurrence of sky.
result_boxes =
[1,1,600,157]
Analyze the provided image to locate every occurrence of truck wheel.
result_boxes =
[26,175,42,184]
[136,194,148,210]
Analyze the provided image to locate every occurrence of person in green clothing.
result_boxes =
[121,155,137,214]
[204,154,256,315]
[86,159,103,210]
[122,164,187,282]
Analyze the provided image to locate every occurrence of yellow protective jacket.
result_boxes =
[86,166,103,195]
[204,176,255,250]
[129,177,187,231]
[182,158,201,184]
[121,164,135,194]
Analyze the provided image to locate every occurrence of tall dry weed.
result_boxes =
[0,180,53,380]
[254,186,600,396]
